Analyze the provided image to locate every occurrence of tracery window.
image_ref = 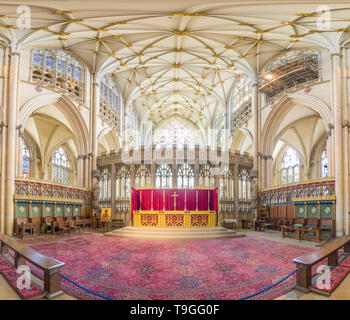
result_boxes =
[156,163,173,189]
[51,147,70,184]
[135,165,151,187]
[321,150,328,178]
[239,169,249,200]
[281,147,300,184]
[22,141,31,178]
[99,168,111,201]
[199,164,215,187]
[177,163,194,189]
[155,120,194,147]
[99,75,121,133]
[31,49,84,102]
[116,166,130,199]
[220,167,234,200]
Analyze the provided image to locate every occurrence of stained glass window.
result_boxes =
[177,163,194,189]
[31,49,84,102]
[155,120,194,147]
[322,150,328,178]
[33,53,43,66]
[67,63,73,77]
[56,59,64,73]
[51,147,70,184]
[44,55,54,69]
[22,141,30,177]
[156,163,173,188]
[281,147,300,184]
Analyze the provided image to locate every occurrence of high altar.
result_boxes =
[130,188,218,227]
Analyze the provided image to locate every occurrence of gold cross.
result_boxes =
[171,191,179,210]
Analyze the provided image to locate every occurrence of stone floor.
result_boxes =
[0,228,349,300]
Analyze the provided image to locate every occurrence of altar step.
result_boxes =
[104,227,245,240]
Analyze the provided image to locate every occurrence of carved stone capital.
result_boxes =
[92,169,100,179]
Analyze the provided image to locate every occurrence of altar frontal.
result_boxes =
[131,188,218,228]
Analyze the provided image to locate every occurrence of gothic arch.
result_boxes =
[261,93,332,157]
[18,92,90,156]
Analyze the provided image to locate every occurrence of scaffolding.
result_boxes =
[259,50,320,103]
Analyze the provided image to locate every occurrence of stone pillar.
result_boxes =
[77,155,84,187]
[130,163,135,188]
[4,51,20,235]
[332,53,344,236]
[16,125,24,177]
[233,163,239,221]
[344,123,349,235]
[0,122,7,233]
[252,81,259,173]
[82,156,87,187]
[266,155,273,187]
[326,128,332,177]
[91,77,100,216]
[111,164,116,219]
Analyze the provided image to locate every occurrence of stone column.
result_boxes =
[326,128,332,177]
[77,155,84,187]
[91,76,100,216]
[266,155,273,187]
[0,122,7,233]
[5,51,20,235]
[16,125,24,177]
[251,81,259,226]
[83,155,89,188]
[111,164,116,219]
[332,52,344,236]
[252,81,259,173]
[233,163,239,221]
[344,123,349,235]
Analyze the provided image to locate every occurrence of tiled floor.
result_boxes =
[0,229,349,300]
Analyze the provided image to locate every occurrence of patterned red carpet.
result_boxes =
[28,234,313,300]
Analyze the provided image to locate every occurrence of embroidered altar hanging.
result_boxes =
[131,188,218,213]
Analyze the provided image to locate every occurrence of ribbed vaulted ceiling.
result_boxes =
[0,1,350,131]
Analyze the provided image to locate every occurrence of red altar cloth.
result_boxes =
[130,188,218,225]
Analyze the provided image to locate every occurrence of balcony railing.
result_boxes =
[14,178,92,204]
[258,178,335,205]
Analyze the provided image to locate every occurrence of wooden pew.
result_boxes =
[0,233,65,298]
[293,234,350,293]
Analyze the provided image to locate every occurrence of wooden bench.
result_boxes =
[293,234,350,293]
[0,233,65,298]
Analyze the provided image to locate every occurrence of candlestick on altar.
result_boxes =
[196,189,198,211]
[185,190,187,211]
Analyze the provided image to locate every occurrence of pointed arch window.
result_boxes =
[321,150,328,178]
[155,120,194,147]
[199,164,215,187]
[239,169,249,200]
[177,163,194,189]
[51,147,70,184]
[281,147,300,184]
[135,165,151,187]
[22,141,31,178]
[116,166,130,199]
[156,164,173,189]
[99,168,111,201]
